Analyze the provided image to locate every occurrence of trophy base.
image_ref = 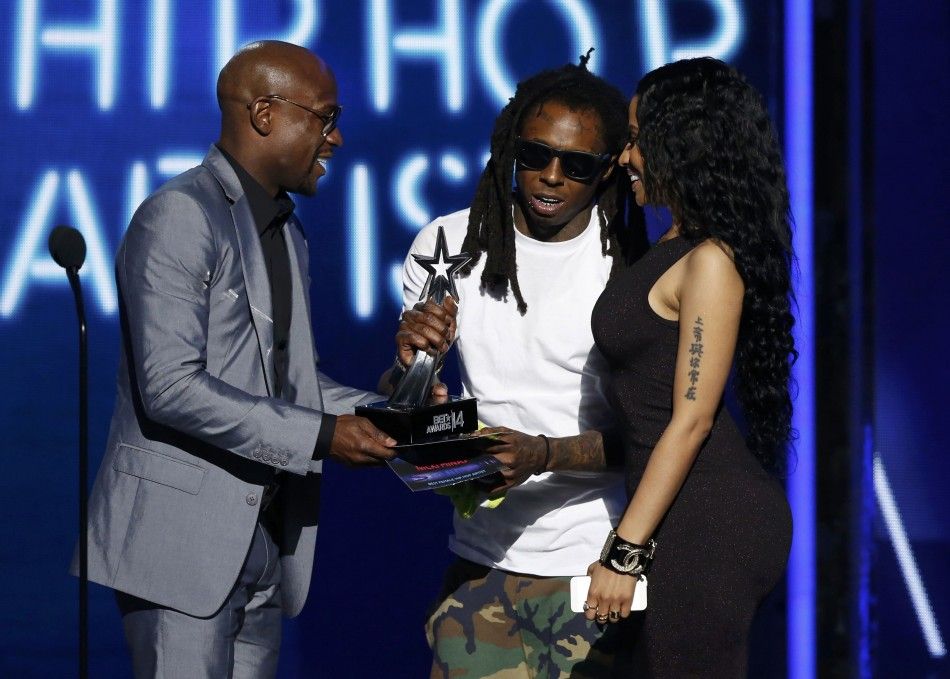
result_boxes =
[356,396,478,444]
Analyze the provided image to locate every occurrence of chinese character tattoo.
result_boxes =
[685,316,704,401]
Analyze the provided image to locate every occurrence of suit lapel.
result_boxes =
[283,217,320,409]
[203,147,277,397]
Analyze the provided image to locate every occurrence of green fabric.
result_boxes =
[426,560,626,678]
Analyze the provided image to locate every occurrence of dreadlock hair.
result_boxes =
[461,50,647,314]
[634,57,797,473]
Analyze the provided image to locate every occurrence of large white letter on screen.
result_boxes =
[392,151,469,232]
[477,0,600,108]
[1,170,116,317]
[368,0,463,112]
[387,151,470,307]
[349,164,377,319]
[215,0,319,81]
[15,0,118,110]
[148,0,172,109]
[641,0,744,71]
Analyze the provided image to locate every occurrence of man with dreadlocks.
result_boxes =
[386,54,647,677]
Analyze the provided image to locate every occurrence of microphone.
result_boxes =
[48,224,90,679]
[48,225,87,272]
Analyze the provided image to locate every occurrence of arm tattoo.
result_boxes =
[547,430,611,472]
[685,316,704,401]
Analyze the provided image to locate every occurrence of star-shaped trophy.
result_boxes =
[411,225,472,308]
[388,226,470,409]
[356,226,496,480]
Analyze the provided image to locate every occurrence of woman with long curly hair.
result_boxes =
[583,57,795,676]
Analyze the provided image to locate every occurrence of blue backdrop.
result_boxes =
[0,2,782,676]
[871,1,949,676]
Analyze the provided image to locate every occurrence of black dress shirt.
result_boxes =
[217,145,335,459]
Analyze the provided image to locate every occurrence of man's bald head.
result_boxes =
[215,41,341,197]
[217,41,330,125]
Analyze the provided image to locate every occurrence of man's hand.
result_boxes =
[328,415,397,466]
[396,297,458,367]
[480,426,547,497]
[429,381,449,405]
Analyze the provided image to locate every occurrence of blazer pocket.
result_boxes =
[113,443,206,495]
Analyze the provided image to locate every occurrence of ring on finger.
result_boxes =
[608,610,620,622]
[596,614,609,624]
[582,602,596,612]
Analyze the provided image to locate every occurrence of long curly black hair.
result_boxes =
[635,57,797,472]
[461,51,648,314]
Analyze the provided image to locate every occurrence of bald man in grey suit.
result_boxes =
[73,41,396,677]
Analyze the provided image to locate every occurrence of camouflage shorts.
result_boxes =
[425,558,628,678]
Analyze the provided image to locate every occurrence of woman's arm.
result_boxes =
[584,240,744,620]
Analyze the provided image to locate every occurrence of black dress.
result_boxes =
[591,237,792,678]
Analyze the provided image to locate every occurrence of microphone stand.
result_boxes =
[66,268,88,679]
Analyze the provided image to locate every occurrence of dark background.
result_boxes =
[0,1,946,677]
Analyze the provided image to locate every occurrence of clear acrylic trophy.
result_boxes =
[356,226,480,454]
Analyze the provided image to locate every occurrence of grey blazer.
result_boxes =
[73,146,376,617]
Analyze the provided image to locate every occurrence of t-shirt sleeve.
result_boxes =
[401,221,438,314]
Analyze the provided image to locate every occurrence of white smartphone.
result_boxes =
[569,575,648,613]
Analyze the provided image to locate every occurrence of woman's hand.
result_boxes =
[584,561,637,623]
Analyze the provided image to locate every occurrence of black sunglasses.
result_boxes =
[250,94,342,137]
[514,138,612,183]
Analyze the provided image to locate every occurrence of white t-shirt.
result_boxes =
[401,207,626,576]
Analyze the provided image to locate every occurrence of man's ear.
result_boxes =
[248,98,273,136]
